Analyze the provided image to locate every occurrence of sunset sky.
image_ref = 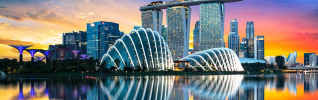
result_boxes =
[0,0,318,63]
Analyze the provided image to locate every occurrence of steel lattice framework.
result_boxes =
[181,48,244,71]
[100,28,174,71]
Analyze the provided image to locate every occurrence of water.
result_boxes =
[0,73,318,100]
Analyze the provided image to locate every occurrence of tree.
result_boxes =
[114,59,120,69]
[184,66,194,72]
[195,67,205,72]
[275,56,287,69]
[110,66,117,71]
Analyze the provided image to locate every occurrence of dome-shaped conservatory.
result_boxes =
[101,28,174,71]
[181,48,244,71]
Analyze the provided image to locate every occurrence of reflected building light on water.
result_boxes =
[99,76,175,100]
[3,74,318,100]
[182,75,244,100]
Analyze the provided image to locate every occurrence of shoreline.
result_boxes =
[4,71,289,77]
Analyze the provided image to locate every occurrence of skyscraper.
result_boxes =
[230,19,238,33]
[199,3,225,50]
[246,21,254,39]
[239,38,247,58]
[141,9,163,34]
[309,53,317,66]
[254,36,264,60]
[62,31,87,58]
[304,53,315,65]
[193,21,200,51]
[228,19,239,55]
[87,21,120,59]
[247,39,254,58]
[162,25,167,40]
[228,32,240,55]
[166,6,191,60]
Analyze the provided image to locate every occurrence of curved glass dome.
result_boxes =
[101,28,174,71]
[181,48,244,71]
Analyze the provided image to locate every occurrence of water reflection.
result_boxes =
[1,74,318,100]
[182,75,243,100]
[100,76,174,100]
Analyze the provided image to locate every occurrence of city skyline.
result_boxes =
[0,0,318,63]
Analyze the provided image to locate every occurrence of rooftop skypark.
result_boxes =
[140,0,241,11]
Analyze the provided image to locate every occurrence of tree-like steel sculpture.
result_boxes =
[9,45,33,63]
[35,56,46,62]
[26,49,40,62]
[71,50,82,59]
[39,50,55,62]
[52,45,72,60]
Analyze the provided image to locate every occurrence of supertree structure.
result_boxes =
[71,50,82,59]
[9,45,33,63]
[52,45,72,60]
[35,56,46,62]
[39,50,55,62]
[26,49,40,62]
[80,54,90,60]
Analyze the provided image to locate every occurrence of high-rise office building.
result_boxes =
[228,19,239,55]
[309,53,317,66]
[162,25,167,40]
[239,38,248,58]
[247,39,254,58]
[230,19,238,33]
[141,9,163,34]
[228,32,240,55]
[193,21,200,51]
[87,21,120,59]
[246,21,254,39]
[199,3,225,50]
[62,31,87,58]
[166,6,191,60]
[304,53,315,65]
[254,36,264,60]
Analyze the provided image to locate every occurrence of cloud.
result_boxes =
[0,23,9,29]
[0,38,49,51]
[0,6,6,8]
[0,6,82,28]
[0,23,9,26]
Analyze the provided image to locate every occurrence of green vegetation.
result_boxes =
[242,62,279,72]
[0,58,19,74]
[275,56,287,69]
[0,57,103,74]
[0,57,284,75]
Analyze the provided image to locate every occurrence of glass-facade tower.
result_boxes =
[230,19,238,33]
[87,21,120,59]
[166,6,191,60]
[62,31,87,57]
[228,19,239,55]
[304,53,315,65]
[247,39,254,58]
[162,25,167,40]
[228,32,240,56]
[239,38,247,58]
[193,21,200,51]
[199,3,225,50]
[141,9,163,34]
[254,36,264,60]
[246,21,254,39]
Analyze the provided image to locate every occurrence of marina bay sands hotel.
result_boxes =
[140,0,242,60]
